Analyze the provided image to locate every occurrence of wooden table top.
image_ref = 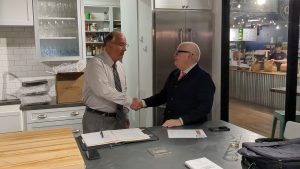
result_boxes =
[0,128,85,169]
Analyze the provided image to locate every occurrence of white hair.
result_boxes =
[178,42,201,62]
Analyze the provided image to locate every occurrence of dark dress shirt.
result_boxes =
[268,52,287,70]
[144,65,215,125]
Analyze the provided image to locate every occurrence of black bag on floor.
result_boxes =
[238,138,300,169]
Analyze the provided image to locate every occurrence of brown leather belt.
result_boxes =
[86,107,117,117]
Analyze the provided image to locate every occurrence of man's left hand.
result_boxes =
[162,119,183,128]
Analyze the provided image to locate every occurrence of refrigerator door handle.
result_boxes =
[187,28,193,41]
[179,28,183,43]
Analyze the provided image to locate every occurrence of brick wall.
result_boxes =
[0,26,55,99]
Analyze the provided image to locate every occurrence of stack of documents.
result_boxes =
[81,128,150,147]
[167,129,207,138]
[185,157,223,169]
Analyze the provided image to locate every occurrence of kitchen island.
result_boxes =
[78,120,262,169]
[0,128,85,169]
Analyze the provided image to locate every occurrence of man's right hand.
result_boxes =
[130,98,143,111]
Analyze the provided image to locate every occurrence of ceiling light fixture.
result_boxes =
[257,0,266,5]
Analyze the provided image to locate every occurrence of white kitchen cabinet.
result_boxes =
[154,0,183,9]
[0,0,33,26]
[154,0,212,10]
[33,0,83,62]
[23,106,85,137]
[82,1,120,58]
[0,105,23,133]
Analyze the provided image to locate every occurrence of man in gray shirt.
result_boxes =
[82,32,136,133]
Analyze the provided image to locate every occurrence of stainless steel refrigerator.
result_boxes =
[153,9,213,125]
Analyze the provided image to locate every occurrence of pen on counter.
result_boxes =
[100,131,104,138]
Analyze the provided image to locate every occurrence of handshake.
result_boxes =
[130,98,144,111]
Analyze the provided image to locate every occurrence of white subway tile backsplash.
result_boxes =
[8,60,15,66]
[0,26,85,99]
[0,43,7,47]
[0,27,11,32]
[0,61,9,67]
[25,48,35,55]
[6,32,19,38]
[13,48,27,55]
[0,49,8,55]
[32,65,45,71]
[26,60,39,66]
[12,27,25,32]
[14,60,27,66]
[0,67,8,72]
[25,38,35,44]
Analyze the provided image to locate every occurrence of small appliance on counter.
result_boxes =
[18,79,51,106]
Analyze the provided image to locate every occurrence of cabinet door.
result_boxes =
[0,0,33,25]
[154,0,184,9]
[185,0,212,10]
[33,0,83,62]
[0,112,22,133]
[185,11,212,74]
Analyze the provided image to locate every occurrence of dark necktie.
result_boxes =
[112,63,123,113]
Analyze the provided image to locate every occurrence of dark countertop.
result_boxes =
[20,97,85,111]
[78,120,263,169]
[0,99,21,106]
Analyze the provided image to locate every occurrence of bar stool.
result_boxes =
[271,110,300,138]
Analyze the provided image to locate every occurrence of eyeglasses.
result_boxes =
[112,43,129,49]
[174,50,194,56]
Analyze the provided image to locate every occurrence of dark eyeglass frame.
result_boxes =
[174,50,194,55]
[111,42,129,48]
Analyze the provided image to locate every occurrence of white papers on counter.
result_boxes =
[167,129,207,138]
[185,157,223,169]
[81,128,150,147]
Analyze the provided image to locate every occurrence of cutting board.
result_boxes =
[0,128,85,169]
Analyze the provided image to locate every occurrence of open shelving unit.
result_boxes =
[83,4,121,58]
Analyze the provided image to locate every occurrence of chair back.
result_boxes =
[284,121,300,139]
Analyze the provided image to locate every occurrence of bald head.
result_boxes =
[177,42,201,63]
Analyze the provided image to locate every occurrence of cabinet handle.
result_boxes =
[72,129,80,133]
[71,111,80,116]
[37,114,47,119]
[186,5,189,8]
[182,5,185,8]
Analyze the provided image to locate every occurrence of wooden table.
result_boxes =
[0,128,85,169]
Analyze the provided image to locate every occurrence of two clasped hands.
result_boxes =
[129,98,183,128]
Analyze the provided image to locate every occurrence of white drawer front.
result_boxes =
[25,106,85,123]
[26,119,83,137]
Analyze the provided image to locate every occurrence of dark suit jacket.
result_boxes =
[144,65,215,125]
